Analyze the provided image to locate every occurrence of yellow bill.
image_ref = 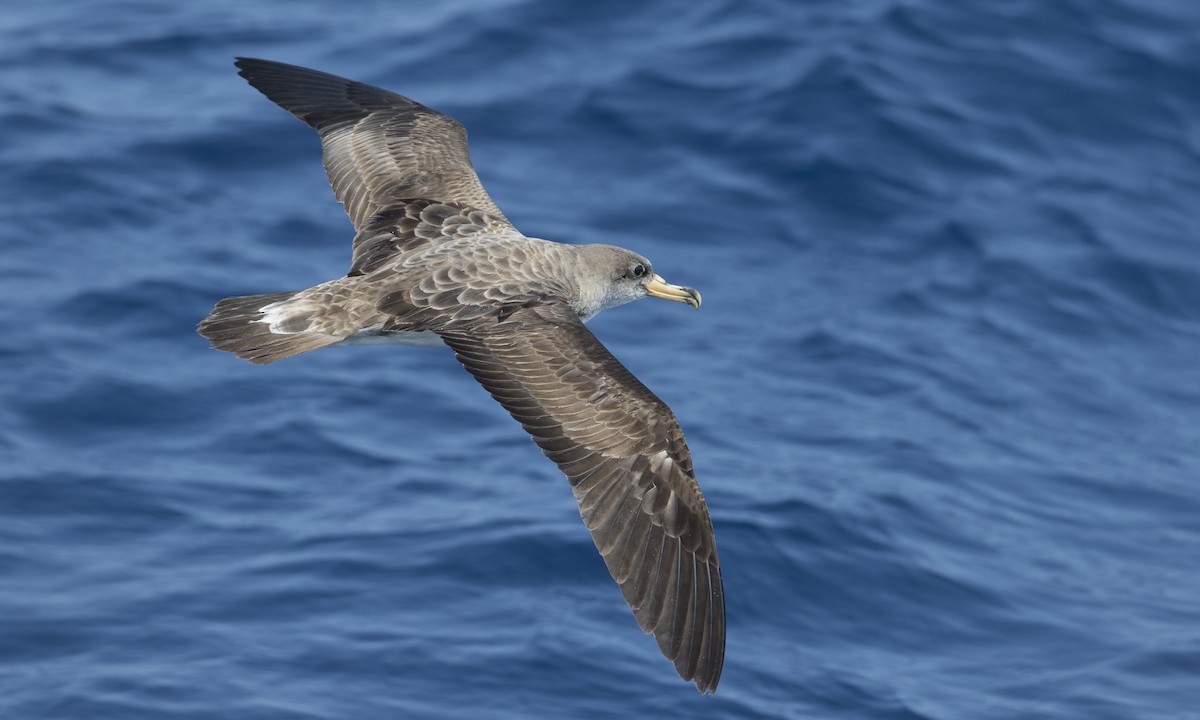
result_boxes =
[645,274,701,310]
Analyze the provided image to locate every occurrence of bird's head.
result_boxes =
[574,245,701,319]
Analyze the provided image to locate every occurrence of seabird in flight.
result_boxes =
[198,58,724,693]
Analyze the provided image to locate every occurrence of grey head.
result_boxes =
[572,244,701,320]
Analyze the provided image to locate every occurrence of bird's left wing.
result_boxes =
[434,301,725,693]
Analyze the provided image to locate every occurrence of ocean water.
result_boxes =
[3,0,1199,717]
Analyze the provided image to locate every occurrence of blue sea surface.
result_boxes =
[3,1,1199,717]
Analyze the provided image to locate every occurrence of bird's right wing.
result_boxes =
[233,58,511,233]
[434,301,725,694]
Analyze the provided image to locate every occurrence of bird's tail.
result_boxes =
[198,291,341,364]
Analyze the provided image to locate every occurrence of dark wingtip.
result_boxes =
[695,660,724,695]
[228,57,399,132]
[233,56,286,83]
[233,57,272,89]
[233,56,261,73]
[234,56,276,69]
[690,653,724,695]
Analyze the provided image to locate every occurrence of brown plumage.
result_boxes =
[198,58,724,693]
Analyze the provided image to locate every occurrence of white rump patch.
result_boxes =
[256,300,298,334]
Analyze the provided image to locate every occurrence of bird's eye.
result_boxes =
[631,264,646,278]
